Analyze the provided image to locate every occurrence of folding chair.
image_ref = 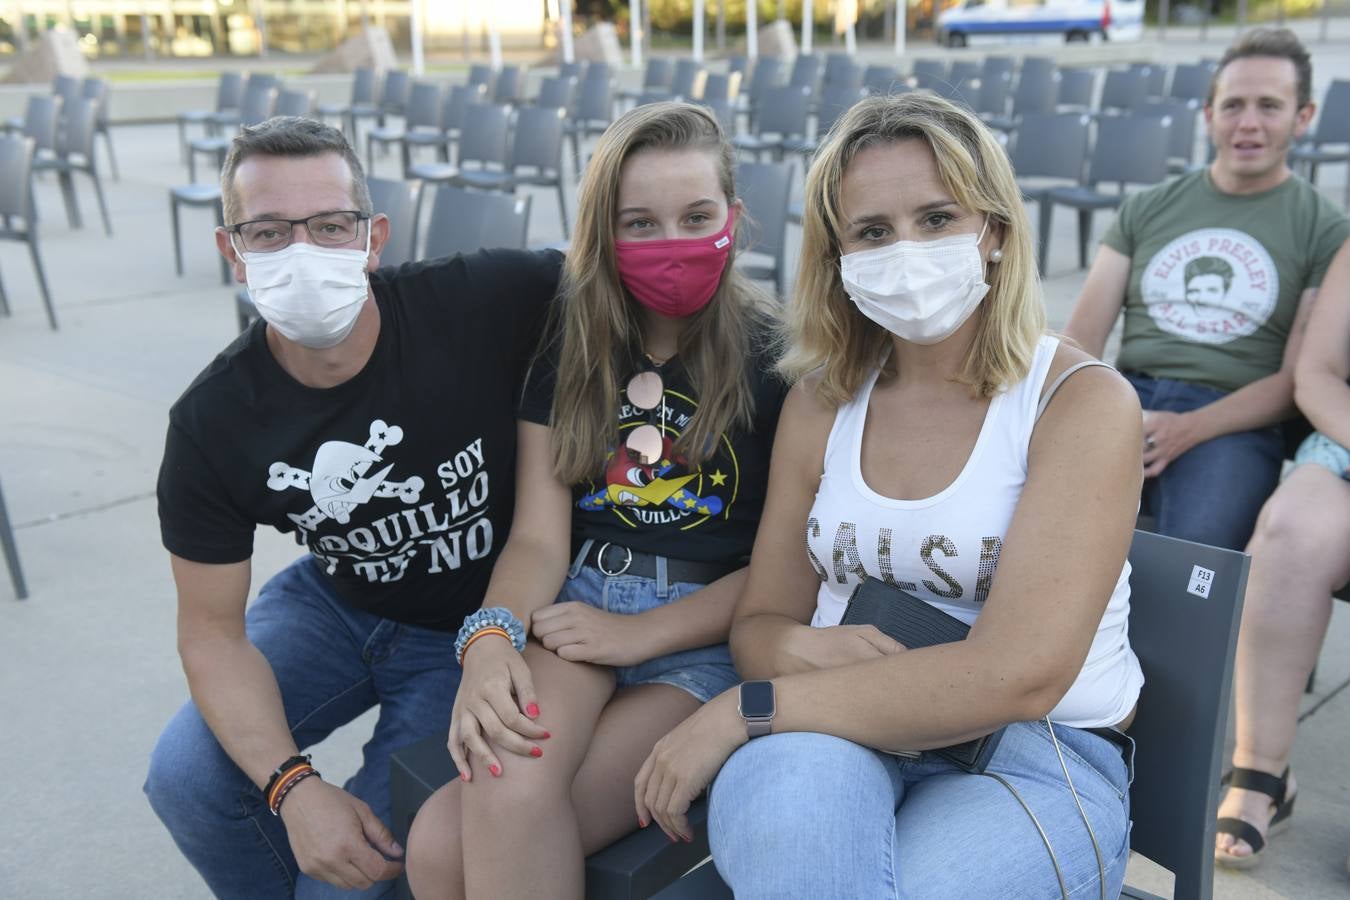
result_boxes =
[0,134,57,329]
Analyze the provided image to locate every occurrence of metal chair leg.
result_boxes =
[557,182,569,239]
[171,194,184,276]
[0,478,29,600]
[1077,208,1093,270]
[89,169,113,236]
[57,169,82,229]
[28,234,57,330]
[0,265,9,316]
[1037,197,1053,275]
[101,129,120,181]
[214,198,230,286]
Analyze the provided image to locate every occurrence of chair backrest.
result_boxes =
[56,97,99,158]
[575,75,614,125]
[402,82,444,131]
[509,105,566,172]
[1012,64,1059,117]
[53,74,81,107]
[1010,112,1091,182]
[457,103,512,168]
[0,134,35,220]
[754,85,812,138]
[912,59,949,91]
[80,76,110,125]
[21,95,61,152]
[641,58,675,91]
[536,75,576,111]
[1140,97,1201,164]
[747,56,786,103]
[863,64,905,96]
[1087,112,1172,187]
[423,186,531,259]
[1100,67,1149,112]
[558,61,586,83]
[494,65,526,104]
[468,64,496,97]
[817,84,863,141]
[789,53,822,94]
[1124,529,1249,900]
[974,70,1013,117]
[981,56,1016,83]
[948,60,981,85]
[1055,66,1097,110]
[275,88,316,119]
[244,73,281,96]
[444,83,487,133]
[1129,61,1167,98]
[735,160,793,264]
[701,97,737,135]
[582,61,613,87]
[350,66,378,105]
[1311,79,1350,144]
[670,58,708,100]
[727,55,750,78]
[366,176,419,268]
[379,69,411,112]
[702,71,742,104]
[1168,62,1214,102]
[215,71,246,112]
[823,52,859,89]
[240,84,279,127]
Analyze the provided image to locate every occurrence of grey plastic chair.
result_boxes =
[1168,62,1214,103]
[659,58,708,102]
[1041,113,1172,272]
[12,95,62,160]
[1140,97,1202,171]
[985,64,1059,132]
[1129,62,1167,99]
[700,97,737,137]
[981,56,1017,84]
[912,59,950,92]
[0,134,56,329]
[1291,79,1350,206]
[733,85,812,161]
[372,69,411,126]
[467,64,497,99]
[535,75,577,112]
[863,64,906,97]
[81,77,118,181]
[795,83,864,156]
[187,84,277,182]
[409,103,513,253]
[788,53,823,96]
[275,88,316,118]
[176,71,244,162]
[0,474,26,600]
[453,105,570,238]
[1098,67,1150,115]
[207,73,280,133]
[170,182,229,286]
[948,60,982,86]
[493,65,527,105]
[235,176,420,330]
[1011,113,1092,261]
[735,160,793,298]
[739,57,787,129]
[421,185,531,260]
[558,61,586,83]
[823,53,860,91]
[317,66,378,137]
[566,76,616,179]
[1119,529,1250,900]
[366,81,443,176]
[1055,67,1098,112]
[972,70,1014,118]
[441,83,488,159]
[34,98,112,236]
[701,72,742,106]
[619,58,674,103]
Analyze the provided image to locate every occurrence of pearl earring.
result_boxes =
[989,247,1004,263]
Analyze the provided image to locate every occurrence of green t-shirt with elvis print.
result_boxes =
[1101,168,1349,394]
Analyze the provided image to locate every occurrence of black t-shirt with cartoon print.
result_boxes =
[518,323,788,566]
[157,249,563,632]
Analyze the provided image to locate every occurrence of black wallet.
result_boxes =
[840,576,1005,773]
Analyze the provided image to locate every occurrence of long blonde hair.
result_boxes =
[780,93,1044,406]
[544,102,771,484]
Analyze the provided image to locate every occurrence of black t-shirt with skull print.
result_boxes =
[157,249,563,632]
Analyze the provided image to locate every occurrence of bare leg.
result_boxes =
[461,643,615,900]
[572,683,703,852]
[1216,465,1350,859]
[406,780,468,900]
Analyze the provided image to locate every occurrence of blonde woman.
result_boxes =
[633,93,1145,897]
[404,102,784,899]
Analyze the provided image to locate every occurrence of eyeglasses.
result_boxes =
[625,369,666,465]
[229,211,370,253]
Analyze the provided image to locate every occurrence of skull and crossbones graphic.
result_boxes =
[267,419,424,529]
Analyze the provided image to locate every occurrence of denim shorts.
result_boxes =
[1293,431,1350,481]
[557,544,740,703]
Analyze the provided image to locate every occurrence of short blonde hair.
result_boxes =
[780,92,1044,406]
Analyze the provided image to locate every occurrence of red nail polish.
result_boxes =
[526,702,540,718]
[639,818,648,828]
[541,731,551,739]
[683,835,693,843]
[669,834,679,843]
[460,772,469,782]
[530,747,543,758]
[490,763,502,777]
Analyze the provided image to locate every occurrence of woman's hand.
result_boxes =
[531,601,654,666]
[779,622,905,674]
[446,636,550,781]
[634,689,746,843]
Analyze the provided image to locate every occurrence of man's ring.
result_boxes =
[1145,437,1156,450]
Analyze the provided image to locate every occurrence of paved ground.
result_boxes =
[1,29,1348,898]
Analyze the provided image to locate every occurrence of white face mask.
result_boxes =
[242,229,372,350]
[839,219,992,346]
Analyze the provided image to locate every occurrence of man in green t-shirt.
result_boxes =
[1065,27,1350,553]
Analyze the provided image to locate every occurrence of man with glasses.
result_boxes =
[145,116,562,898]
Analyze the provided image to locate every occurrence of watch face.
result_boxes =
[740,680,775,718]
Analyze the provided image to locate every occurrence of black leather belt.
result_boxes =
[1084,726,1133,761]
[579,541,739,585]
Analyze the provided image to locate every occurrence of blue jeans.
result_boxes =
[1126,372,1284,551]
[561,543,740,703]
[144,557,463,899]
[709,721,1133,899]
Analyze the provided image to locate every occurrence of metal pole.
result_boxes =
[14,0,28,51]
[1199,0,1208,41]
[1237,0,1246,28]
[801,0,813,54]
[894,0,906,55]
[560,0,574,62]
[1319,0,1330,41]
[747,0,758,57]
[1158,0,1168,41]
[629,0,642,68]
[410,0,424,75]
[255,0,269,57]
[716,0,726,51]
[777,0,785,21]
[488,20,502,69]
[693,0,705,61]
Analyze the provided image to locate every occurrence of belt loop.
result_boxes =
[568,539,594,580]
[655,554,669,599]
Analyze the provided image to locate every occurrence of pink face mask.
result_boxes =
[613,207,736,318]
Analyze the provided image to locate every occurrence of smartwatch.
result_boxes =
[738,680,776,739]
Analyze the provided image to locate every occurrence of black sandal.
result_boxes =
[1214,766,1295,870]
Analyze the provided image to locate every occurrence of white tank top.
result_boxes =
[806,335,1143,729]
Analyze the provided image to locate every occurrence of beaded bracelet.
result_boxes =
[455,607,526,665]
[272,768,321,816]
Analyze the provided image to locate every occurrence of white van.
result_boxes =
[935,0,1145,48]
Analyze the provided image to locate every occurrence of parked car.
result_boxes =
[936,0,1144,47]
